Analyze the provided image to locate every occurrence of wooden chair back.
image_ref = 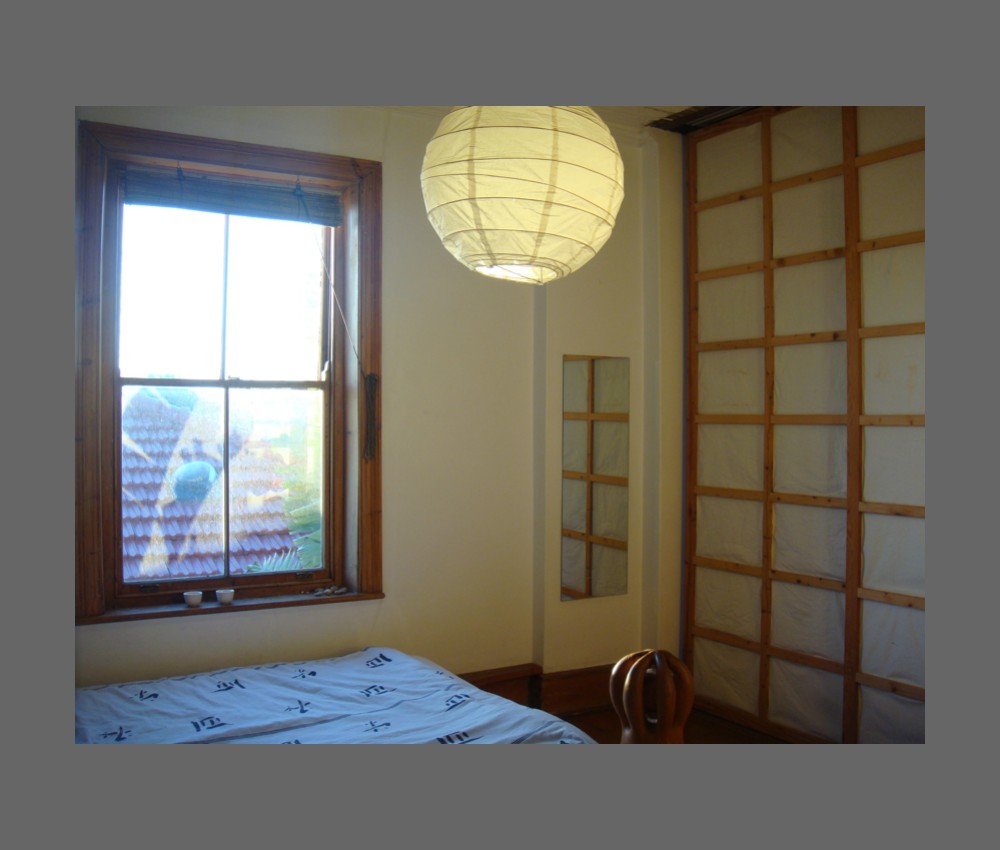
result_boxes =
[610,649,695,744]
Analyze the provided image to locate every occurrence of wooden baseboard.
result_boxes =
[693,697,827,744]
[458,661,618,717]
[459,663,542,708]
[540,664,614,716]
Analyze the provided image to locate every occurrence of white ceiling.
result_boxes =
[384,105,694,132]
[592,105,693,130]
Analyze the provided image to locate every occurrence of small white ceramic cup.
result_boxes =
[183,590,203,608]
[216,588,235,605]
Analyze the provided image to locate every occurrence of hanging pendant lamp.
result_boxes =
[420,106,625,284]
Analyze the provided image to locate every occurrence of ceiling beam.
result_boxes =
[649,106,760,134]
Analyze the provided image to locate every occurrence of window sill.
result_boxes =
[75,591,385,625]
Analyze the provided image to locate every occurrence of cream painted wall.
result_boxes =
[73,107,686,687]
[655,131,687,655]
[538,128,685,673]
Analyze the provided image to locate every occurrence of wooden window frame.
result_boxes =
[75,121,383,623]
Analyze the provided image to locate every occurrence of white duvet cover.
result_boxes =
[75,646,596,744]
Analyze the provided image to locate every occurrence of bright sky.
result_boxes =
[119,205,327,382]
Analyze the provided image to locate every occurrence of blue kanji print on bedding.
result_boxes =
[75,647,597,744]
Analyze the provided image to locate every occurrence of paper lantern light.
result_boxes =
[420,106,625,284]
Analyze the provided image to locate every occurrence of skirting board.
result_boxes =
[459,663,543,708]
[459,662,618,716]
[539,664,615,716]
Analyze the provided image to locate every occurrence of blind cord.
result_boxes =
[313,225,377,461]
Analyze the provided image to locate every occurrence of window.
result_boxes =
[76,121,382,621]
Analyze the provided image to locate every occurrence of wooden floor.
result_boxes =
[564,706,786,744]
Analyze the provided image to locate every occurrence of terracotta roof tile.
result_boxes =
[120,388,301,582]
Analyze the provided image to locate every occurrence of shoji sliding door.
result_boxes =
[683,106,924,743]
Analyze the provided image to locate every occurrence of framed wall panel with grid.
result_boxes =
[683,106,924,743]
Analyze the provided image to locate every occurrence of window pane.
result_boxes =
[121,386,225,581]
[228,388,325,575]
[225,216,327,381]
[119,206,225,380]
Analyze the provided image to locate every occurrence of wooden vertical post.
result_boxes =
[841,106,863,744]
[585,358,596,597]
[75,123,109,619]
[356,162,383,596]
[759,114,775,722]
[682,135,700,672]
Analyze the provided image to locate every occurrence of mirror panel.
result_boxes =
[560,355,629,600]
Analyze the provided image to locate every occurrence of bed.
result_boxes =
[75,646,598,744]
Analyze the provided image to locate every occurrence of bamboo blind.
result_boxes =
[683,106,925,743]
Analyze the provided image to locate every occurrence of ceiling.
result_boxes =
[387,105,757,134]
[593,105,692,129]
[596,105,758,133]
